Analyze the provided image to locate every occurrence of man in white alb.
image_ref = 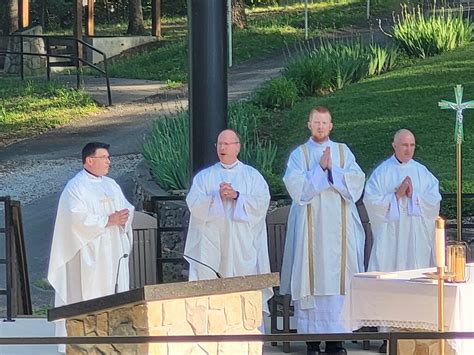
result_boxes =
[48,142,134,350]
[184,129,273,310]
[364,129,441,272]
[280,106,366,355]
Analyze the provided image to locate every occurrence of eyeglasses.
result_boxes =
[90,155,111,161]
[214,142,240,147]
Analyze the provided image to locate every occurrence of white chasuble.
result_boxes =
[364,156,441,272]
[184,161,273,310]
[48,170,134,346]
[280,138,365,333]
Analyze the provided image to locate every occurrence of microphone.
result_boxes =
[163,247,222,279]
[114,253,129,294]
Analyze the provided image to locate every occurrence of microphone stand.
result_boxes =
[163,247,222,278]
[114,253,129,294]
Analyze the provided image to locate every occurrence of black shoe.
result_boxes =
[325,341,347,355]
[379,340,387,353]
[306,341,321,355]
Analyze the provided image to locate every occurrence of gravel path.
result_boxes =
[0,154,142,205]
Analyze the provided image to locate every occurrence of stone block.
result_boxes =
[109,306,136,337]
[209,295,225,310]
[218,341,248,354]
[148,300,164,329]
[66,319,85,336]
[398,339,416,354]
[208,311,227,334]
[84,315,97,335]
[185,297,209,335]
[96,312,109,337]
[248,341,263,355]
[132,304,148,331]
[242,292,262,331]
[162,300,186,326]
[224,294,242,326]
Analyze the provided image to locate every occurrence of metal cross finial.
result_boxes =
[438,85,474,143]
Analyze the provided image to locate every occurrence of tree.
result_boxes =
[127,0,146,34]
[7,0,19,34]
[232,0,247,29]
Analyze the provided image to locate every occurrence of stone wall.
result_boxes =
[4,25,46,76]
[66,290,263,355]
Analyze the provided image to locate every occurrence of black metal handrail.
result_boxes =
[0,34,112,106]
[1,331,474,355]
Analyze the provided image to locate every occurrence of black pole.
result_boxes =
[188,0,228,177]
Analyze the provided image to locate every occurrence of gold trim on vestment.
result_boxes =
[301,144,315,295]
[338,144,347,295]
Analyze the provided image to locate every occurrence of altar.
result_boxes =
[343,266,474,354]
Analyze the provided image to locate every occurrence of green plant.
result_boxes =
[143,109,190,191]
[34,278,53,290]
[393,4,473,58]
[283,55,329,96]
[254,77,299,109]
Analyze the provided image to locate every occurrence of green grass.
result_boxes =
[0,79,101,146]
[106,0,408,82]
[263,42,474,193]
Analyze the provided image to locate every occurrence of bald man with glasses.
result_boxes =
[184,129,273,314]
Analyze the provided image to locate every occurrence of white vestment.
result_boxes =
[364,156,441,272]
[280,138,366,333]
[48,169,134,347]
[184,161,273,311]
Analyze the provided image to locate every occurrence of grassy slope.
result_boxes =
[0,79,101,146]
[266,42,474,192]
[106,0,405,82]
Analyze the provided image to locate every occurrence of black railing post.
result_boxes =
[102,54,112,106]
[388,332,397,355]
[4,197,14,322]
[75,40,81,90]
[19,36,24,80]
[46,36,51,81]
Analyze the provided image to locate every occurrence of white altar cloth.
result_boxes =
[343,266,474,354]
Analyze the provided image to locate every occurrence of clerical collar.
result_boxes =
[84,168,102,179]
[308,137,331,147]
[393,155,411,165]
[220,161,239,169]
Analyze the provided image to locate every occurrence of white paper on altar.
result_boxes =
[343,265,474,354]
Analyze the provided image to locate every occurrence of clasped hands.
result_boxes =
[219,182,238,200]
[395,176,413,200]
[319,147,332,171]
[107,209,129,227]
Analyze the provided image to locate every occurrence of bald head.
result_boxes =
[392,129,416,163]
[216,129,241,165]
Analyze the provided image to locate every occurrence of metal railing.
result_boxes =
[1,331,474,355]
[0,196,32,321]
[0,34,112,106]
[148,193,474,283]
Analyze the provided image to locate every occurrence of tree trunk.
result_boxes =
[7,0,19,34]
[231,0,247,29]
[127,0,146,35]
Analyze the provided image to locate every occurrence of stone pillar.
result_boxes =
[4,25,46,76]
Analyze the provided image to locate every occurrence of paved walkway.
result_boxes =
[0,25,383,313]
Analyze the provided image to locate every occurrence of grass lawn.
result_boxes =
[0,78,101,147]
[264,42,474,193]
[106,0,407,82]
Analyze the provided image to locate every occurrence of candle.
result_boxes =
[435,217,446,268]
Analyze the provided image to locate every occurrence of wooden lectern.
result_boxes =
[48,273,279,355]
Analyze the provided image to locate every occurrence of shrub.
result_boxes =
[283,56,329,96]
[393,4,473,58]
[143,109,190,191]
[284,40,399,94]
[253,77,299,109]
